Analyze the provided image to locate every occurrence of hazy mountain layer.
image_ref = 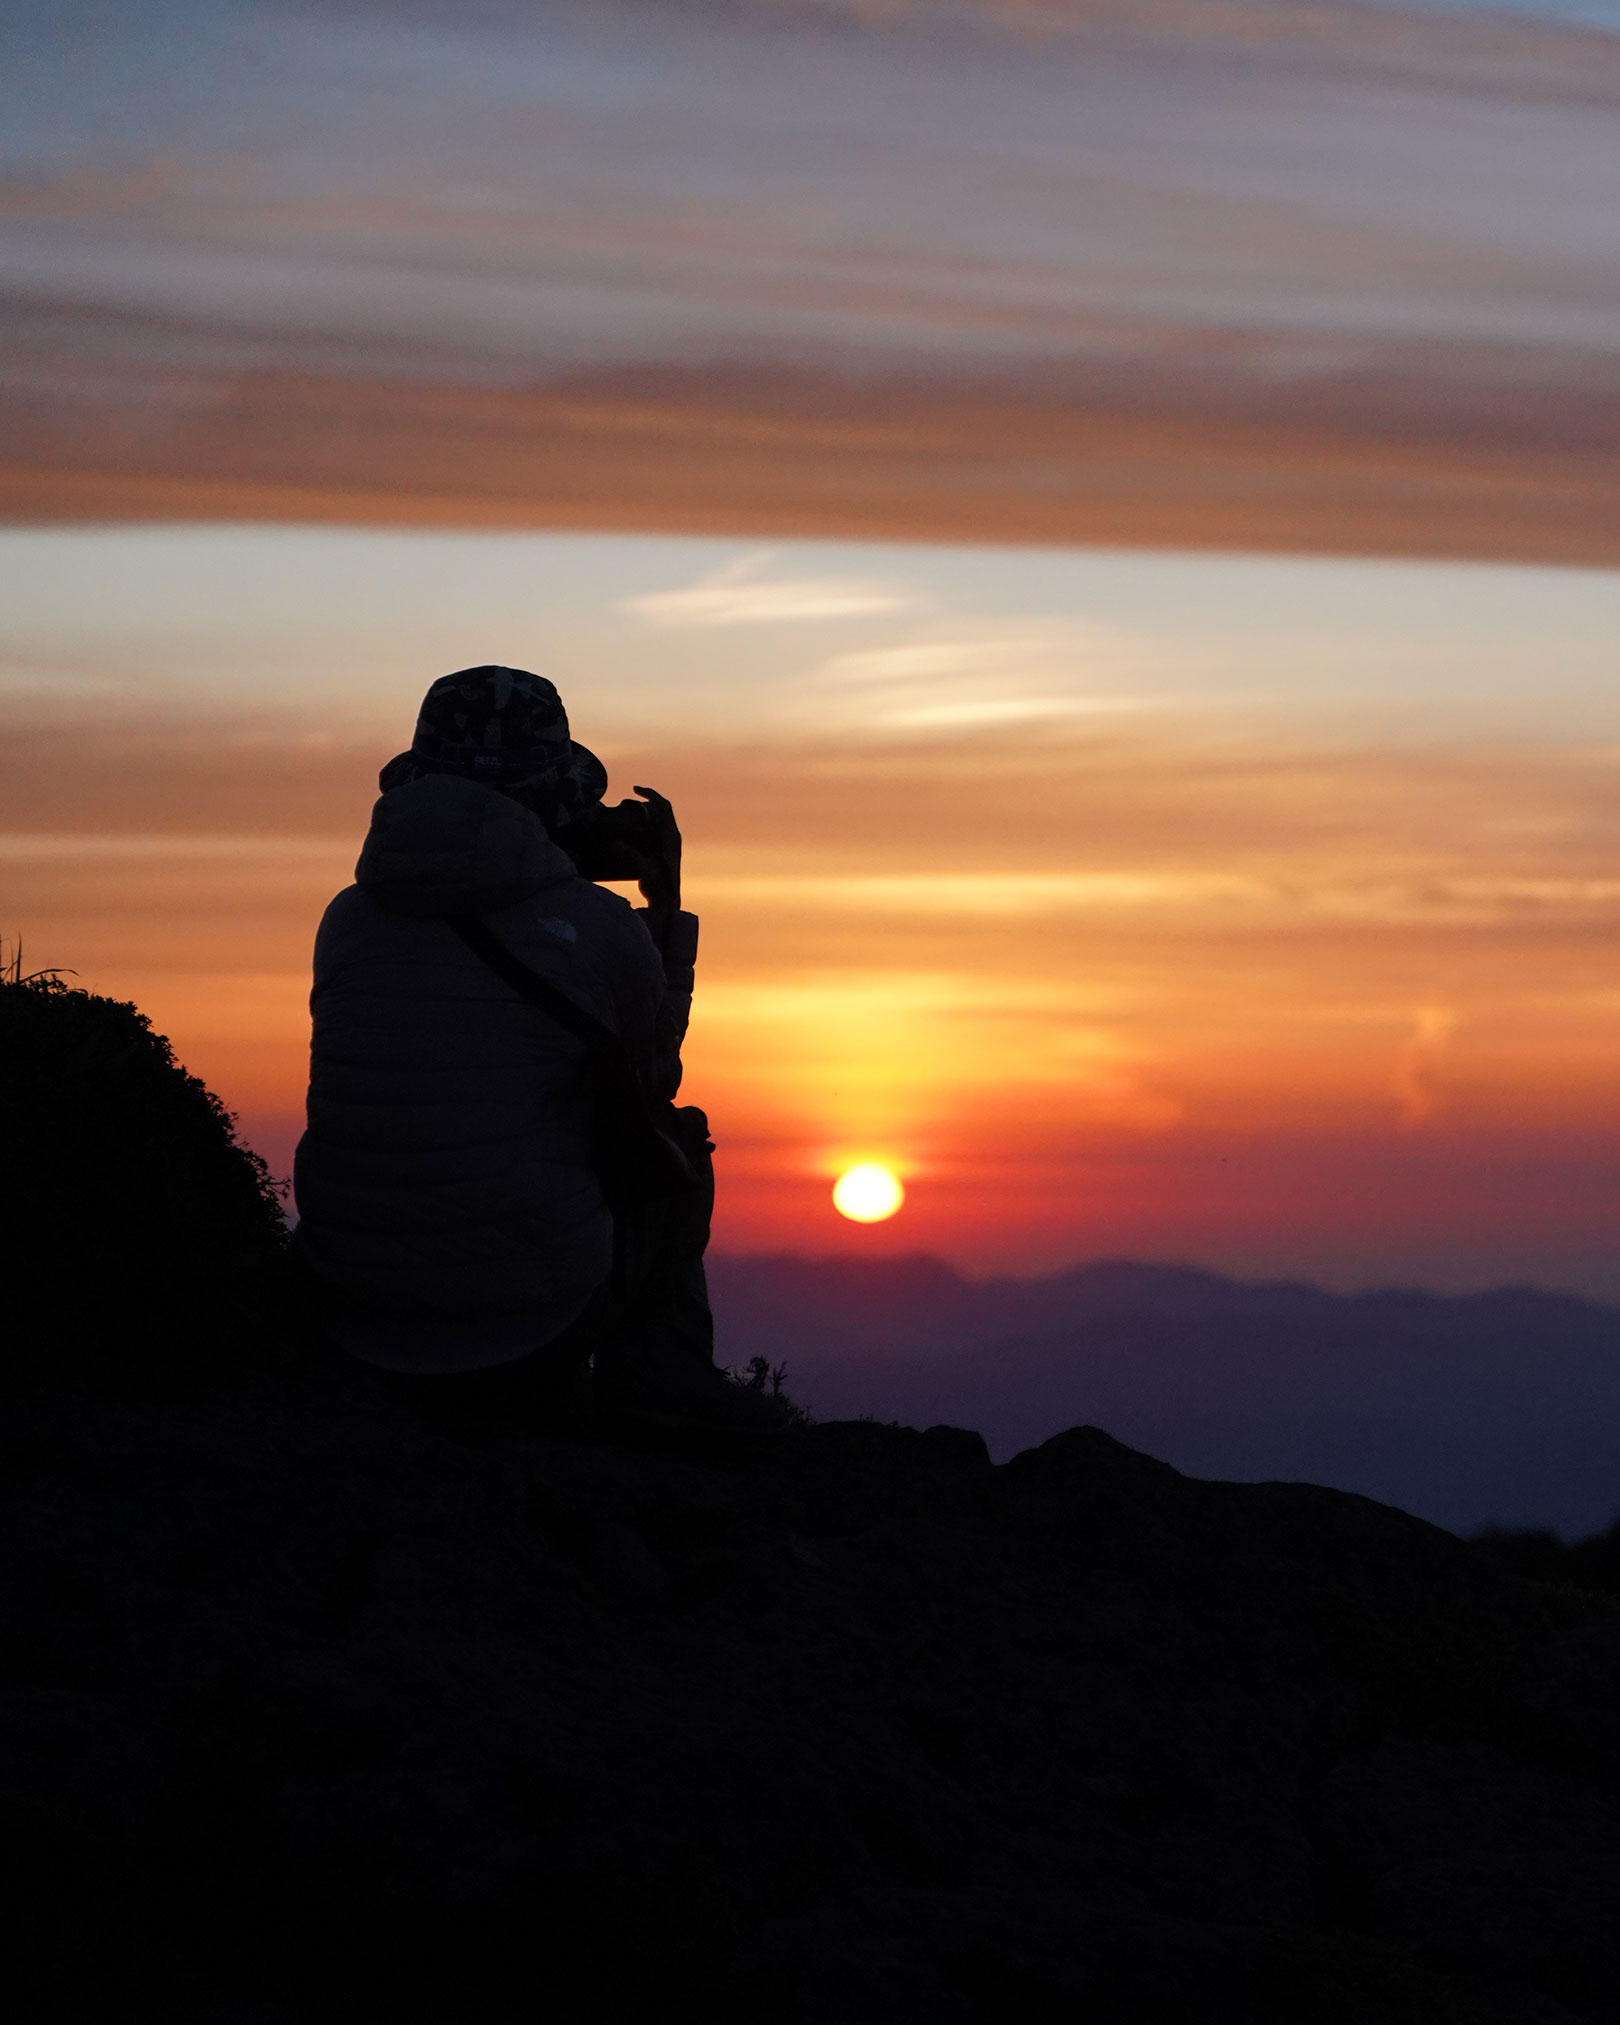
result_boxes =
[711,1254,1620,1536]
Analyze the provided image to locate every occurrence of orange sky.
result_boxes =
[6,1,1620,1294]
[7,525,1620,1296]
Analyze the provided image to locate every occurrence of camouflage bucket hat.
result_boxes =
[379,665,607,807]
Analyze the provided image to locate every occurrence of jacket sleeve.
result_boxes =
[634,907,699,1104]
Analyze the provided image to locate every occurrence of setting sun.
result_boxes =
[832,1164,905,1223]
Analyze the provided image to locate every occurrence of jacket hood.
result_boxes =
[356,773,580,918]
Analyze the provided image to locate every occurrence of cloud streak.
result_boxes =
[624,552,918,626]
[804,630,1161,730]
[1394,1004,1460,1127]
[3,0,1619,558]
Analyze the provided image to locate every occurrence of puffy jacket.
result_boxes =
[293,772,695,1330]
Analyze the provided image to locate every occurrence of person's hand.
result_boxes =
[630,785,681,919]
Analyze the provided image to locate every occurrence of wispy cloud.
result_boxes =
[692,873,1268,913]
[6,1,1620,558]
[686,872,1620,927]
[1394,1005,1459,1127]
[816,642,1018,686]
[882,696,1143,727]
[808,630,1158,731]
[624,552,919,628]
[0,834,351,861]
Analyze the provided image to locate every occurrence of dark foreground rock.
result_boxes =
[4,1361,1620,2024]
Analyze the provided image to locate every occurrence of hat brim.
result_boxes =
[380,741,608,801]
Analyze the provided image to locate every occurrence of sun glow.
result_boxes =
[832,1164,905,1223]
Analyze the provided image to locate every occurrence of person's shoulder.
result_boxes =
[315,884,365,935]
[319,882,413,934]
[569,879,637,922]
[556,882,674,985]
[311,885,381,976]
[575,882,663,960]
[502,877,648,957]
[315,883,450,954]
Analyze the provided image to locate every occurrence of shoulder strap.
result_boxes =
[448,912,695,1214]
[446,913,620,1059]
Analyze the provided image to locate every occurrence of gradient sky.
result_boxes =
[6,0,1620,1298]
[6,0,1620,558]
[8,521,1620,1296]
[11,0,1616,364]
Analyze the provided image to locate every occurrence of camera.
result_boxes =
[561,796,659,883]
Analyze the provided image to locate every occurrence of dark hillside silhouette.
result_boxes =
[8,1375,1620,2022]
[0,967,288,1385]
[6,985,1620,2018]
[710,1256,1620,1538]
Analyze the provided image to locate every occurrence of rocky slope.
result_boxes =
[5,1354,1619,2024]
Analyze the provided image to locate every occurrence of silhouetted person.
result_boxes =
[293,665,779,1437]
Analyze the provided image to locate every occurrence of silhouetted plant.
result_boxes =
[0,958,290,1387]
[2,934,75,987]
[727,1352,811,1423]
